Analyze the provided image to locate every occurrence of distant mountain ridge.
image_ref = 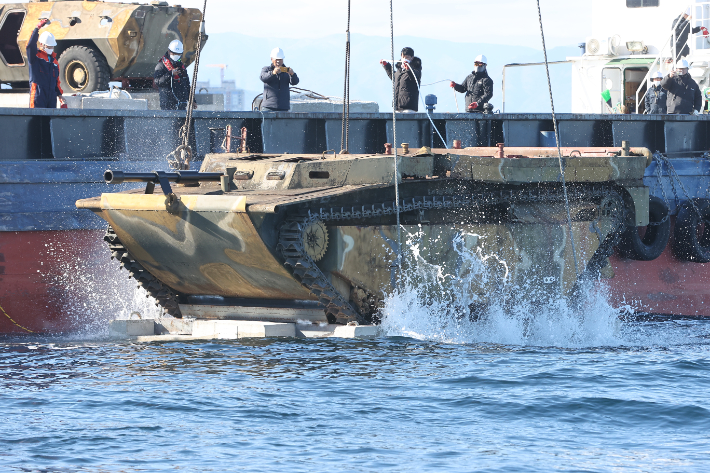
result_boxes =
[196,32,580,113]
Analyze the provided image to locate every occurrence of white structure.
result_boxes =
[568,1,710,113]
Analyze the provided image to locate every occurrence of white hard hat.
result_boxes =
[677,58,689,69]
[652,71,663,79]
[38,31,56,47]
[685,7,691,16]
[474,54,487,64]
[271,47,285,60]
[168,39,183,54]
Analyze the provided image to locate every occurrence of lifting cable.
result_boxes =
[536,0,579,276]
[390,0,402,272]
[409,70,448,148]
[340,0,351,154]
[168,0,207,170]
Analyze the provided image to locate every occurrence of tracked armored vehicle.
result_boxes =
[76,146,651,325]
[0,0,204,93]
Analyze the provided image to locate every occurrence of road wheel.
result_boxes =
[58,46,110,93]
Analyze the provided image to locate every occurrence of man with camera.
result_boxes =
[260,47,299,111]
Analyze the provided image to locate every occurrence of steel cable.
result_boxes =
[390,0,402,274]
[536,0,579,277]
[340,0,351,153]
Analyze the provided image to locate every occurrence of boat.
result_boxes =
[5,1,710,333]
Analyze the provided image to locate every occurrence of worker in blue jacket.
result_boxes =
[259,48,299,111]
[27,19,65,108]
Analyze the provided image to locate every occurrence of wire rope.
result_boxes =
[536,0,579,276]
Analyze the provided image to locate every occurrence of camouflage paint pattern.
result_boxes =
[77,148,651,318]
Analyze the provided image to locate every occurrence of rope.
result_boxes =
[340,0,351,153]
[0,302,34,333]
[408,67,448,148]
[390,0,401,272]
[174,0,207,170]
[536,0,579,277]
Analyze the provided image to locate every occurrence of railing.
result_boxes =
[635,5,694,114]
[501,61,570,113]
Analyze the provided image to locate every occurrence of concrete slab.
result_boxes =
[108,319,378,340]
[333,324,380,339]
[109,319,155,337]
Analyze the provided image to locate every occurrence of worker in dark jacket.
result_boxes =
[673,7,707,59]
[259,47,299,111]
[380,47,422,112]
[450,54,494,112]
[661,59,702,115]
[645,72,667,114]
[154,40,192,110]
[27,19,65,108]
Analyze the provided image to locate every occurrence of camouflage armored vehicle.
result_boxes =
[0,0,204,93]
[76,146,651,325]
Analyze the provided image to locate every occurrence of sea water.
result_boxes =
[2,232,710,472]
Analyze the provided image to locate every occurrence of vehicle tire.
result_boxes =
[617,195,670,261]
[58,45,110,94]
[672,198,710,263]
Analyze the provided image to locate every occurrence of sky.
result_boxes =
[173,0,593,50]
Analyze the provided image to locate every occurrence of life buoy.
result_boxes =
[617,195,670,261]
[672,198,710,263]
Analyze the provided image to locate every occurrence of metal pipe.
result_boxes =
[105,170,224,184]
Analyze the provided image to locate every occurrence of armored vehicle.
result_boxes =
[76,145,651,325]
[0,0,204,93]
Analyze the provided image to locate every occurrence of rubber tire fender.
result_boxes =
[58,45,110,94]
[617,195,670,261]
[672,198,710,263]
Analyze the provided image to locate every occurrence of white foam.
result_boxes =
[379,228,710,348]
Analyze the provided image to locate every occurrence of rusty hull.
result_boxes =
[77,148,651,320]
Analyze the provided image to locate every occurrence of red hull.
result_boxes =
[609,216,710,317]
[0,230,109,334]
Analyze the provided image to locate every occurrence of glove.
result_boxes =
[468,102,479,110]
[60,103,68,109]
[449,81,456,88]
[702,26,709,36]
[37,18,49,29]
[379,60,389,66]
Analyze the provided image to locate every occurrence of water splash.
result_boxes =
[41,232,164,337]
[379,228,710,348]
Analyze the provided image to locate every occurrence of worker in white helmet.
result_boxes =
[259,47,299,111]
[672,6,708,59]
[662,59,702,114]
[154,39,194,110]
[450,54,493,112]
[26,18,66,108]
[645,71,667,114]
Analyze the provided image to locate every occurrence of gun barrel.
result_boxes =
[105,170,224,184]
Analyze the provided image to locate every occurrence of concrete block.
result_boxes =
[192,320,239,339]
[237,321,295,338]
[332,324,380,339]
[154,317,193,335]
[109,319,155,337]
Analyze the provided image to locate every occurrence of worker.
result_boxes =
[27,19,66,109]
[154,40,193,111]
[661,59,702,115]
[673,7,708,59]
[379,47,422,112]
[450,55,493,112]
[259,48,299,111]
[645,72,667,114]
